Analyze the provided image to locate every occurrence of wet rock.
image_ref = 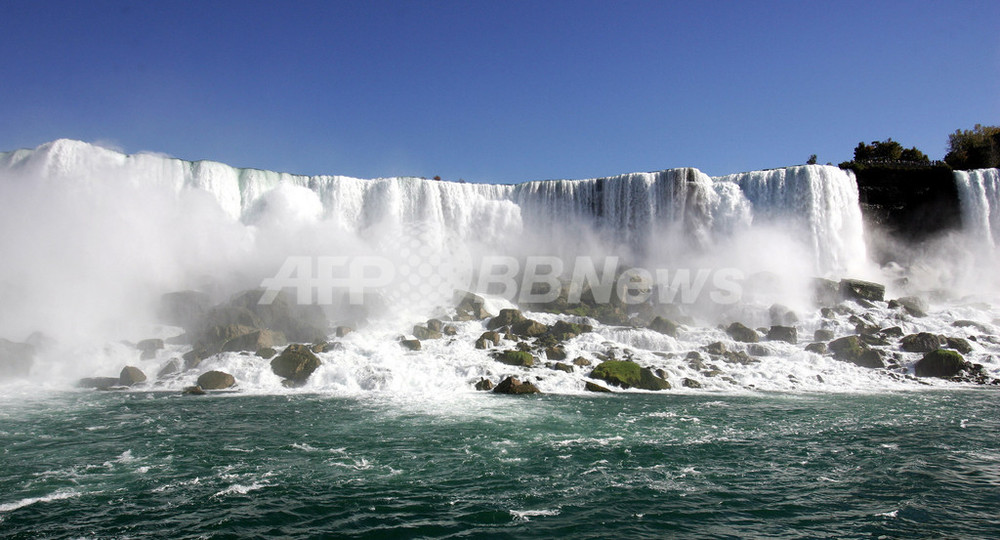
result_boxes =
[136,338,164,360]
[443,325,458,336]
[494,350,534,367]
[704,341,727,355]
[812,278,841,306]
[549,320,587,341]
[953,320,992,333]
[889,296,929,317]
[455,291,491,320]
[590,360,670,390]
[335,326,353,338]
[545,346,567,361]
[915,349,970,378]
[493,376,540,395]
[270,344,321,383]
[158,290,212,329]
[119,366,147,386]
[510,319,548,338]
[647,316,679,337]
[814,329,835,342]
[879,326,904,338]
[478,331,502,346]
[747,344,771,357]
[222,329,285,353]
[197,370,235,390]
[805,342,827,354]
[839,279,885,302]
[726,322,759,343]
[585,381,612,393]
[474,378,494,391]
[426,319,444,333]
[900,333,947,353]
[723,350,755,365]
[550,362,574,373]
[400,339,422,351]
[682,378,703,389]
[412,325,442,340]
[156,359,181,378]
[767,326,798,344]
[182,385,206,395]
[828,336,867,364]
[769,304,799,326]
[946,337,973,354]
[183,348,208,370]
[573,356,592,367]
[77,377,120,389]
[486,309,525,331]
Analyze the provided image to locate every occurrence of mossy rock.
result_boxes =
[494,350,534,367]
[900,332,946,353]
[486,309,526,330]
[493,376,540,394]
[584,381,612,393]
[726,322,759,343]
[510,319,548,337]
[828,335,865,362]
[647,316,679,337]
[915,349,969,378]
[270,344,321,383]
[839,279,885,302]
[589,360,670,390]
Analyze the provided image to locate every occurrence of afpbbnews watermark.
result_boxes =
[259,255,745,306]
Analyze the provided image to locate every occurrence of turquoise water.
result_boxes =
[1,389,998,538]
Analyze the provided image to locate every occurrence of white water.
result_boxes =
[955,168,1000,247]
[0,140,997,395]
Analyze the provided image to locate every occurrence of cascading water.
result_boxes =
[955,168,1000,246]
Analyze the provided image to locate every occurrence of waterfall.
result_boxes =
[955,168,1000,246]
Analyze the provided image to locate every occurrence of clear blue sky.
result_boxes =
[1,0,997,182]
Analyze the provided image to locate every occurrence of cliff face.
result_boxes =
[849,164,961,241]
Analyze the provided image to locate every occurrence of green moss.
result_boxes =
[589,360,670,390]
[495,350,534,367]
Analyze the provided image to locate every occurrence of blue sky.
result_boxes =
[1,0,997,182]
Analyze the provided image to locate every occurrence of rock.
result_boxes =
[443,325,458,336]
[158,290,212,329]
[828,336,867,364]
[549,320,587,341]
[812,278,841,306]
[589,360,671,390]
[182,385,206,395]
[183,348,208,370]
[493,376,541,395]
[839,279,885,302]
[455,291,491,320]
[769,304,799,326]
[270,344,321,383]
[550,362,573,373]
[119,366,147,386]
[510,319,548,338]
[747,344,771,357]
[723,351,755,365]
[805,342,827,354]
[726,322,759,343]
[900,333,947,353]
[156,359,181,378]
[545,346,567,361]
[766,326,798,344]
[256,347,277,359]
[136,338,164,360]
[474,378,494,391]
[426,319,444,332]
[516,342,533,352]
[479,331,502,346]
[879,326,904,338]
[77,377,121,389]
[335,326,353,338]
[412,325,442,340]
[889,296,928,317]
[946,337,973,354]
[682,378,702,389]
[474,338,491,350]
[486,309,526,330]
[400,339,422,351]
[647,316,679,337]
[223,289,328,344]
[584,381,612,393]
[855,349,887,369]
[197,370,235,390]
[222,329,286,353]
[573,356,592,367]
[0,339,35,379]
[915,349,970,378]
[311,342,332,353]
[494,350,534,367]
[814,329,835,342]
[704,341,727,355]
[953,320,992,333]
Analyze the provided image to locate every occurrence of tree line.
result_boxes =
[830,124,999,170]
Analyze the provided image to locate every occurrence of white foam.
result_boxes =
[0,489,79,513]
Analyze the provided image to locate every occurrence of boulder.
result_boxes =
[805,342,827,354]
[198,324,257,354]
[426,319,444,333]
[256,347,277,359]
[510,319,548,338]
[0,339,35,379]
[946,337,973,354]
[156,359,181,378]
[573,356,592,367]
[682,378,703,389]
[726,322,759,343]
[812,278,841,306]
[549,320,587,341]
[953,320,992,333]
[486,309,526,330]
[915,349,970,378]
[647,316,679,337]
[766,326,798,344]
[335,326,354,338]
[839,279,885,302]
[455,291,491,320]
[136,338,164,360]
[550,362,573,373]
[704,341,727,355]
[183,348,208,370]
[119,366,147,386]
[900,333,947,353]
[400,339,422,351]
[889,296,928,317]
[443,325,458,336]
[474,378,494,391]
[494,350,535,367]
[584,381,612,393]
[545,346,567,361]
[768,304,799,326]
[223,289,328,343]
[828,336,866,363]
[197,370,236,390]
[270,344,321,383]
[493,376,541,395]
[412,325,442,340]
[183,385,206,395]
[589,360,670,390]
[814,329,835,342]
[222,329,285,353]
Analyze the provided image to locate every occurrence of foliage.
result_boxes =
[944,124,1000,169]
[807,154,817,165]
[852,138,928,164]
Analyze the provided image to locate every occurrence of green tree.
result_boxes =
[852,138,928,163]
[945,124,1000,169]
[807,154,818,165]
